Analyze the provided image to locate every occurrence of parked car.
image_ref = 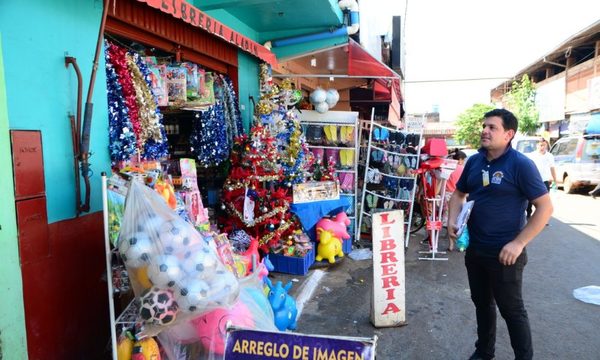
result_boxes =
[512,135,541,154]
[549,134,600,193]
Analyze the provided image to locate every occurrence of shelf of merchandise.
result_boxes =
[358,112,425,248]
[298,110,360,247]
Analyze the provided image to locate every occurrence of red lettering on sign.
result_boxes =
[382,276,400,288]
[381,263,397,276]
[381,251,397,264]
[385,288,396,300]
[379,213,396,225]
[380,239,396,251]
[381,302,401,315]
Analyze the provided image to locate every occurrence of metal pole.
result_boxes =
[102,173,118,360]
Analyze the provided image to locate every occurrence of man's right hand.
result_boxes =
[447,222,458,241]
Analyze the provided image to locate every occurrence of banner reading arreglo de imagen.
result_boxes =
[224,328,376,360]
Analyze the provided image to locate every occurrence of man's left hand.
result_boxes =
[499,240,525,266]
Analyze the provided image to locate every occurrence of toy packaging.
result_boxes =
[166,66,187,105]
[145,57,168,106]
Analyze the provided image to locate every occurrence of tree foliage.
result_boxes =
[454,103,495,149]
[505,74,539,135]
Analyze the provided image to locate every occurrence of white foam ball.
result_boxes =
[309,88,326,105]
[325,88,340,108]
[315,102,329,114]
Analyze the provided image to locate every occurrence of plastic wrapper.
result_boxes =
[117,180,240,337]
[157,267,277,360]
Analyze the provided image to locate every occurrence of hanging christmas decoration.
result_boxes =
[105,41,137,164]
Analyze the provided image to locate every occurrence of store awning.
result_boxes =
[347,38,399,78]
[137,0,277,66]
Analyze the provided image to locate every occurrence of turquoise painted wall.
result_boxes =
[205,9,261,133]
[237,52,260,133]
[0,34,28,360]
[0,0,111,223]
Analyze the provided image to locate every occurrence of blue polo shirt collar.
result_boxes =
[477,143,513,163]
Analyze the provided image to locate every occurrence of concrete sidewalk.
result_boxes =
[269,218,600,359]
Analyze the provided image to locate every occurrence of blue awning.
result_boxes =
[586,112,600,134]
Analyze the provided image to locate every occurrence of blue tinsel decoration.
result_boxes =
[189,104,230,167]
[104,41,137,164]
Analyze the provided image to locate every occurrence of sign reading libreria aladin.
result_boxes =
[224,328,376,360]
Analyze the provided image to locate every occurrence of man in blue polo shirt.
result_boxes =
[448,109,553,360]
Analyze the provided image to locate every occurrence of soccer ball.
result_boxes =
[137,214,165,238]
[118,232,155,268]
[174,278,211,313]
[206,270,240,306]
[159,220,193,255]
[182,247,219,278]
[139,287,179,326]
[147,255,184,288]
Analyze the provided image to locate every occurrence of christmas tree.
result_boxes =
[220,64,310,253]
[220,125,298,252]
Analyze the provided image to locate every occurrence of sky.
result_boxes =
[372,0,600,122]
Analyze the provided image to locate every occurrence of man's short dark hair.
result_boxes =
[483,108,518,133]
[453,150,467,160]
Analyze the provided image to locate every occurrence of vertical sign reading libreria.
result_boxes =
[370,210,406,327]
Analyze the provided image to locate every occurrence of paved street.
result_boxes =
[277,191,600,359]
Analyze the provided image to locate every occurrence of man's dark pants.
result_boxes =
[465,248,532,360]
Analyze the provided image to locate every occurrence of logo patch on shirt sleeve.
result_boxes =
[491,171,504,184]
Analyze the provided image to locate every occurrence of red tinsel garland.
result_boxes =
[107,43,142,146]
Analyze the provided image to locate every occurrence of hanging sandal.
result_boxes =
[324,125,338,144]
[325,148,339,167]
[340,149,355,169]
[339,172,354,193]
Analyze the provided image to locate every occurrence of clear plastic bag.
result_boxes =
[157,266,277,360]
[117,180,240,337]
[573,285,600,306]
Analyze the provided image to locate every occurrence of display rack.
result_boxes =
[358,113,425,248]
[298,110,360,245]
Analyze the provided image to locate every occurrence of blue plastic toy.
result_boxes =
[265,278,298,331]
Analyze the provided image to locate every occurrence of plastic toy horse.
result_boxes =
[265,278,298,331]
[316,230,344,263]
[316,212,351,241]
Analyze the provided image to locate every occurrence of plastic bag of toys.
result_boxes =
[157,263,277,360]
[117,180,240,337]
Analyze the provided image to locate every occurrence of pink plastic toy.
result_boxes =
[316,212,351,242]
[192,300,254,354]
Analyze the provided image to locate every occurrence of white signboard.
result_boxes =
[535,76,565,122]
[370,210,406,327]
[405,116,424,134]
[589,77,600,110]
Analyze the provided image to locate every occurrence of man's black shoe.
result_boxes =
[468,351,495,360]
